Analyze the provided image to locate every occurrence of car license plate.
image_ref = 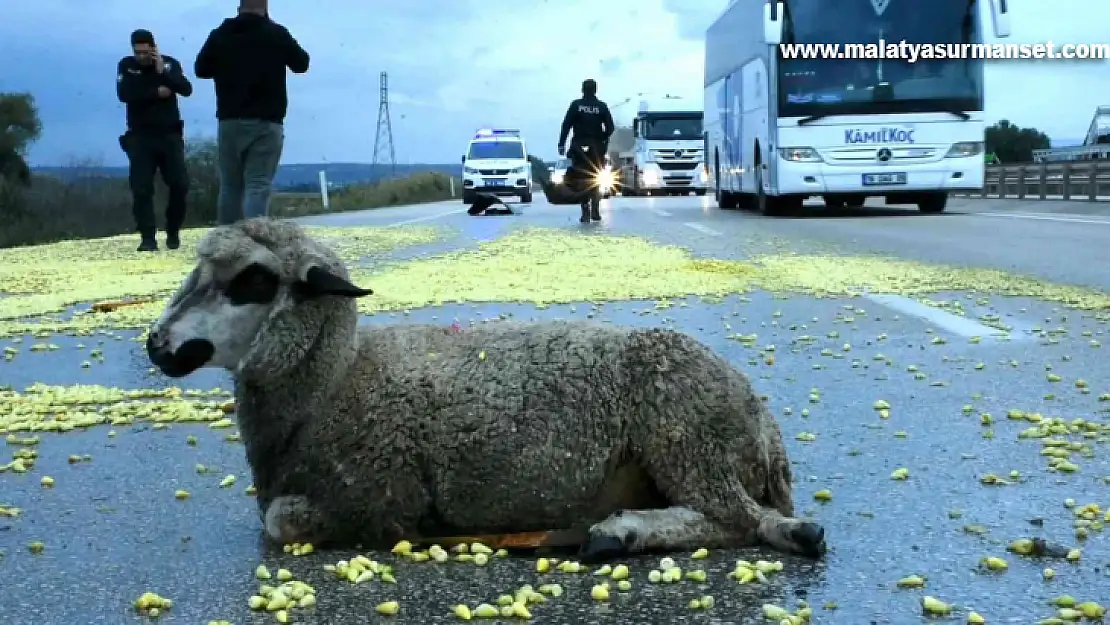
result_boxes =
[484,178,505,187]
[862,172,906,185]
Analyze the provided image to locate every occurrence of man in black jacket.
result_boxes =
[117,29,193,251]
[194,0,310,225]
[558,79,615,223]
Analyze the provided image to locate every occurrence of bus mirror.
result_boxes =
[763,2,783,45]
[990,0,1010,38]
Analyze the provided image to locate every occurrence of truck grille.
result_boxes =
[658,161,699,171]
[651,148,703,163]
[479,169,511,175]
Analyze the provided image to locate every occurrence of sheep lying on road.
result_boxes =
[145,218,826,560]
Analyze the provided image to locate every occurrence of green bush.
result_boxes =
[0,91,460,249]
[270,171,461,218]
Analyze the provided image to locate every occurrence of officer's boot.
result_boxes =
[579,201,591,223]
[590,191,602,221]
[137,232,158,252]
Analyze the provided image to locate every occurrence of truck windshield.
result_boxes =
[468,141,524,160]
[778,0,984,118]
[643,116,703,140]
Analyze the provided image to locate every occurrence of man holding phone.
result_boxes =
[194,0,310,224]
[116,29,193,251]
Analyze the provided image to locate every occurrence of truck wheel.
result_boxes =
[695,189,707,196]
[917,193,947,214]
[520,190,533,203]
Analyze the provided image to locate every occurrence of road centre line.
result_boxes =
[863,293,1023,341]
[387,208,466,227]
[972,211,1110,226]
[683,222,722,236]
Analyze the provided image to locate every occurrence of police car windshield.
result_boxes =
[778,0,984,118]
[468,141,525,160]
[643,116,702,140]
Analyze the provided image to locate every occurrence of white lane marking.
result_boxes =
[863,293,1022,340]
[647,207,672,217]
[387,209,466,227]
[683,222,721,236]
[973,212,1110,226]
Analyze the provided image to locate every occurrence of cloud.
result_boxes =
[2,0,1106,165]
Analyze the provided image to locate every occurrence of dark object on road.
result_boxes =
[466,192,515,216]
[528,154,600,209]
[145,218,826,561]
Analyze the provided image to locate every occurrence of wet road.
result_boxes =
[2,193,1109,624]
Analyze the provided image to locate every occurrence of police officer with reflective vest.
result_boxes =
[116,29,193,251]
[558,79,614,223]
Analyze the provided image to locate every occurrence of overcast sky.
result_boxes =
[1,0,1106,166]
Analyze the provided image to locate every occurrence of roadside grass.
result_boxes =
[0,139,459,249]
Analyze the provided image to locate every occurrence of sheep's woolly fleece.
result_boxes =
[2,225,1109,339]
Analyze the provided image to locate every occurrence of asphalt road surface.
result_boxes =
[2,193,1108,624]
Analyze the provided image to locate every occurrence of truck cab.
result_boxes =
[461,128,533,204]
[619,100,709,197]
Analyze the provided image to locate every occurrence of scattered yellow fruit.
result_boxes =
[376,600,400,615]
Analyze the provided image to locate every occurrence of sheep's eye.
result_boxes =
[225,263,279,305]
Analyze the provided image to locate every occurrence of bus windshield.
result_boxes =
[778,0,984,118]
[642,115,703,140]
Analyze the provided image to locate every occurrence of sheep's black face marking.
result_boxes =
[225,263,280,306]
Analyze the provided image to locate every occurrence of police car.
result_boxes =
[461,128,533,204]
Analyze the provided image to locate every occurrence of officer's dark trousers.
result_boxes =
[125,131,189,240]
[569,138,607,220]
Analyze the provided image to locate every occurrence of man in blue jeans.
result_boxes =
[193,0,310,224]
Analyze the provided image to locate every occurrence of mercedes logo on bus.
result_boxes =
[876,148,892,162]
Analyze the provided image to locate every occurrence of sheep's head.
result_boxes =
[146,218,372,379]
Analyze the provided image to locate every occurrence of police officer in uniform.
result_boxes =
[116,29,193,251]
[558,79,614,223]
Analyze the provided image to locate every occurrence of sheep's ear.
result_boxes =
[294,266,373,300]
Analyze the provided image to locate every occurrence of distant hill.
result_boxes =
[31,162,459,191]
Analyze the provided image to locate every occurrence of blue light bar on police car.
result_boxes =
[474,128,521,139]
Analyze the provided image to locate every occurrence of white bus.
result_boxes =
[704,0,1011,216]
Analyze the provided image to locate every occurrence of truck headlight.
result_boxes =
[641,167,660,185]
[777,147,822,162]
[945,141,983,158]
[697,165,708,182]
[509,166,526,174]
[463,167,480,175]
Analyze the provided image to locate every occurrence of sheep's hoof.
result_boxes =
[789,521,826,558]
[578,533,628,563]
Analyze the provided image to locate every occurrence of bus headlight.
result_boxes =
[945,141,983,158]
[778,147,822,162]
